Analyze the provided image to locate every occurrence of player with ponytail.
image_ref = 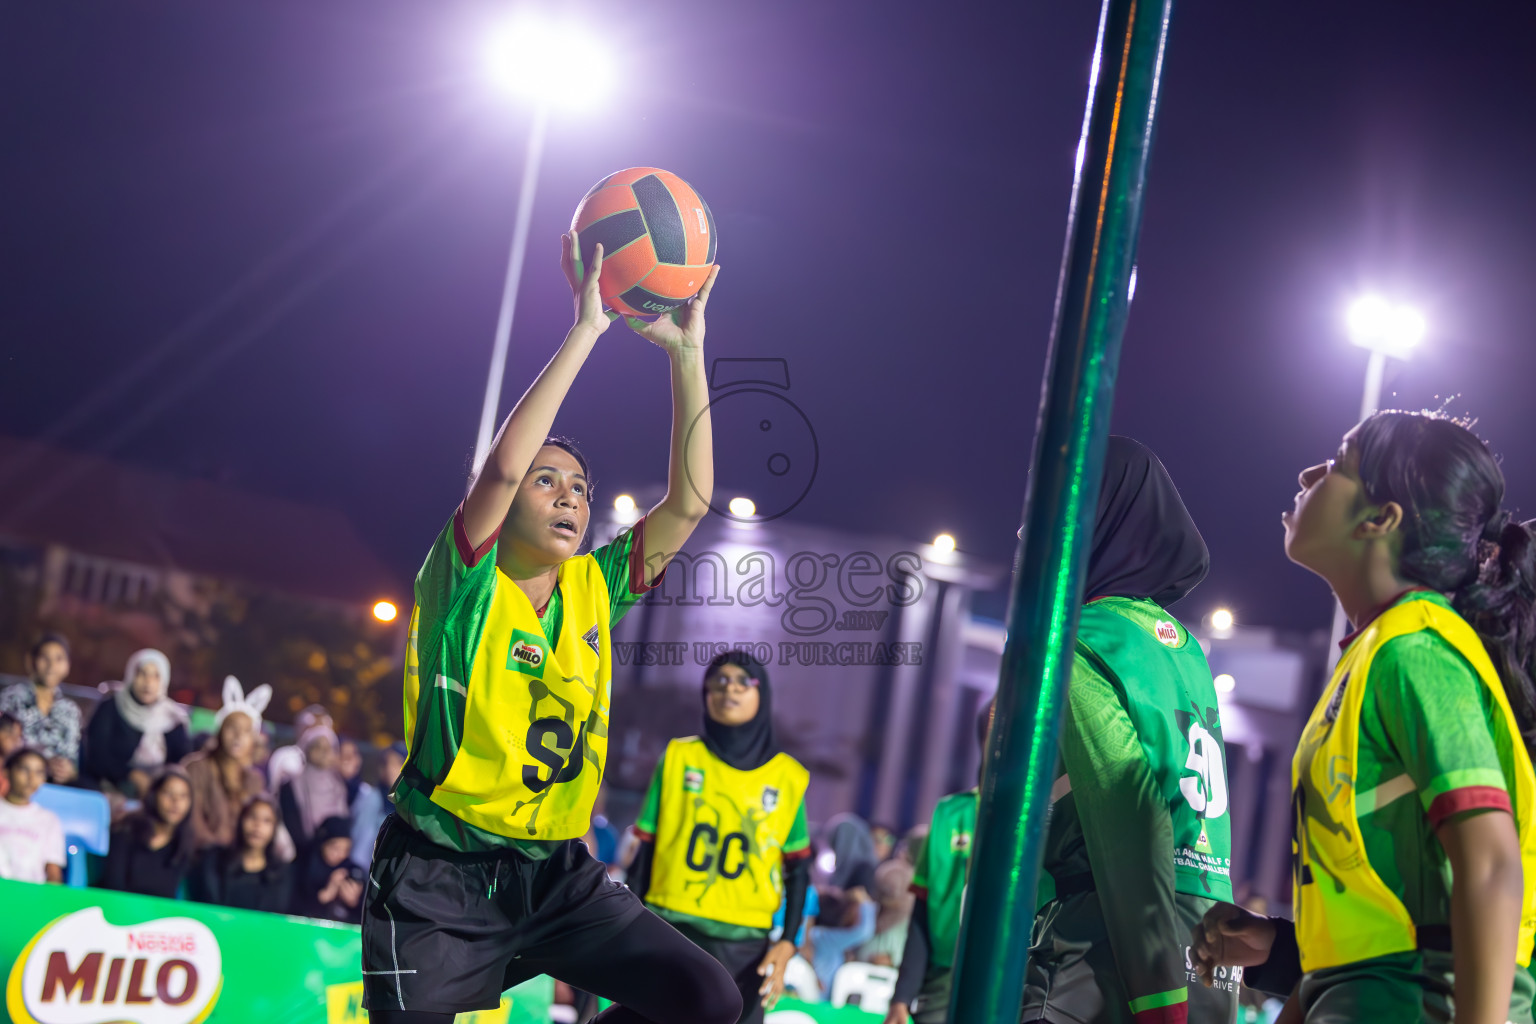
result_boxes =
[1193,410,1536,1024]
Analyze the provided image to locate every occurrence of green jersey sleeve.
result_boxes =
[785,798,810,855]
[634,755,665,837]
[1062,649,1187,1019]
[415,504,500,643]
[588,516,665,627]
[1369,630,1512,827]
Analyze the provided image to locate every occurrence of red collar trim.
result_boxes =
[1338,586,1437,652]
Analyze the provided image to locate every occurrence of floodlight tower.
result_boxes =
[472,20,611,478]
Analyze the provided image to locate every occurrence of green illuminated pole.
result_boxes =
[946,1,1174,1022]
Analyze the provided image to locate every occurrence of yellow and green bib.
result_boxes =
[1292,598,1536,972]
[646,737,809,930]
[403,551,612,842]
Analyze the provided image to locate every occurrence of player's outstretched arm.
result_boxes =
[627,265,721,583]
[462,232,615,549]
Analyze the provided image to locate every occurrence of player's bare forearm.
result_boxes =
[1442,809,1522,1024]
[462,325,600,549]
[643,344,712,579]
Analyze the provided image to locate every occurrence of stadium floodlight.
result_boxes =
[1210,607,1234,633]
[933,533,957,553]
[471,18,612,479]
[729,497,757,519]
[1346,295,1425,363]
[373,600,399,623]
[483,18,612,108]
[1214,673,1236,693]
[613,495,636,516]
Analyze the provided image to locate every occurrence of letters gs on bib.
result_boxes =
[505,628,588,794]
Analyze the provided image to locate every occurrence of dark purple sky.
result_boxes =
[4,0,1535,632]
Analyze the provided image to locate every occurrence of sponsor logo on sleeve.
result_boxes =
[1154,620,1181,646]
[5,907,222,1024]
[683,768,705,794]
[951,830,973,853]
[762,786,779,812]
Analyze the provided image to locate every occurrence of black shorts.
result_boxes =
[673,921,770,1024]
[361,815,645,1015]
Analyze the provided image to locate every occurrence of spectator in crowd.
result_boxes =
[822,812,879,891]
[266,704,331,796]
[339,738,364,803]
[0,634,80,784]
[349,741,404,870]
[0,748,65,884]
[870,823,897,864]
[80,649,191,797]
[250,728,272,785]
[184,677,270,850]
[857,858,915,967]
[808,862,879,995]
[290,815,364,922]
[0,712,23,799]
[278,725,348,854]
[101,766,195,900]
[190,794,292,914]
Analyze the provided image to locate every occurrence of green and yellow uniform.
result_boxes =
[1023,597,1237,1024]
[1292,590,1536,1023]
[395,508,654,855]
[635,737,811,941]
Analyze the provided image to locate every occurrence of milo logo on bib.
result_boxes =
[507,629,548,678]
[5,906,222,1024]
[1154,620,1180,646]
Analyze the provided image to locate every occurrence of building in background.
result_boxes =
[0,436,406,742]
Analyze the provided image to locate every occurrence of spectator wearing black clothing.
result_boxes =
[290,815,364,923]
[191,793,292,914]
[101,766,194,899]
[81,649,191,797]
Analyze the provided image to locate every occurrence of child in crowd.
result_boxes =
[0,712,23,798]
[185,677,269,850]
[0,748,65,883]
[278,725,348,854]
[291,815,364,922]
[0,634,79,783]
[191,794,292,914]
[101,766,195,900]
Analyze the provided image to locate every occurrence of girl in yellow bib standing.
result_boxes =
[628,651,813,1023]
[1192,411,1536,1024]
[361,233,742,1024]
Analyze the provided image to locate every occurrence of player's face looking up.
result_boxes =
[499,444,592,569]
[1282,427,1392,579]
[705,663,761,726]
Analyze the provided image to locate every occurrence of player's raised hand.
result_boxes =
[625,264,719,355]
[562,231,618,336]
[1190,901,1276,986]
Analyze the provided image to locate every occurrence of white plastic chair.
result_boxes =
[828,961,898,1016]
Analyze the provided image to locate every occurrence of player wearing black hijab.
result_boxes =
[628,652,812,1023]
[1021,437,1238,1024]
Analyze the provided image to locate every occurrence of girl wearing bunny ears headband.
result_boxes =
[216,676,271,731]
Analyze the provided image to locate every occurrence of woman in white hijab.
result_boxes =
[81,649,191,797]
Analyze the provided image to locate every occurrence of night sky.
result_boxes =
[4,0,1535,634]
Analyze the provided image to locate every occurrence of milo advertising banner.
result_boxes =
[0,880,549,1024]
